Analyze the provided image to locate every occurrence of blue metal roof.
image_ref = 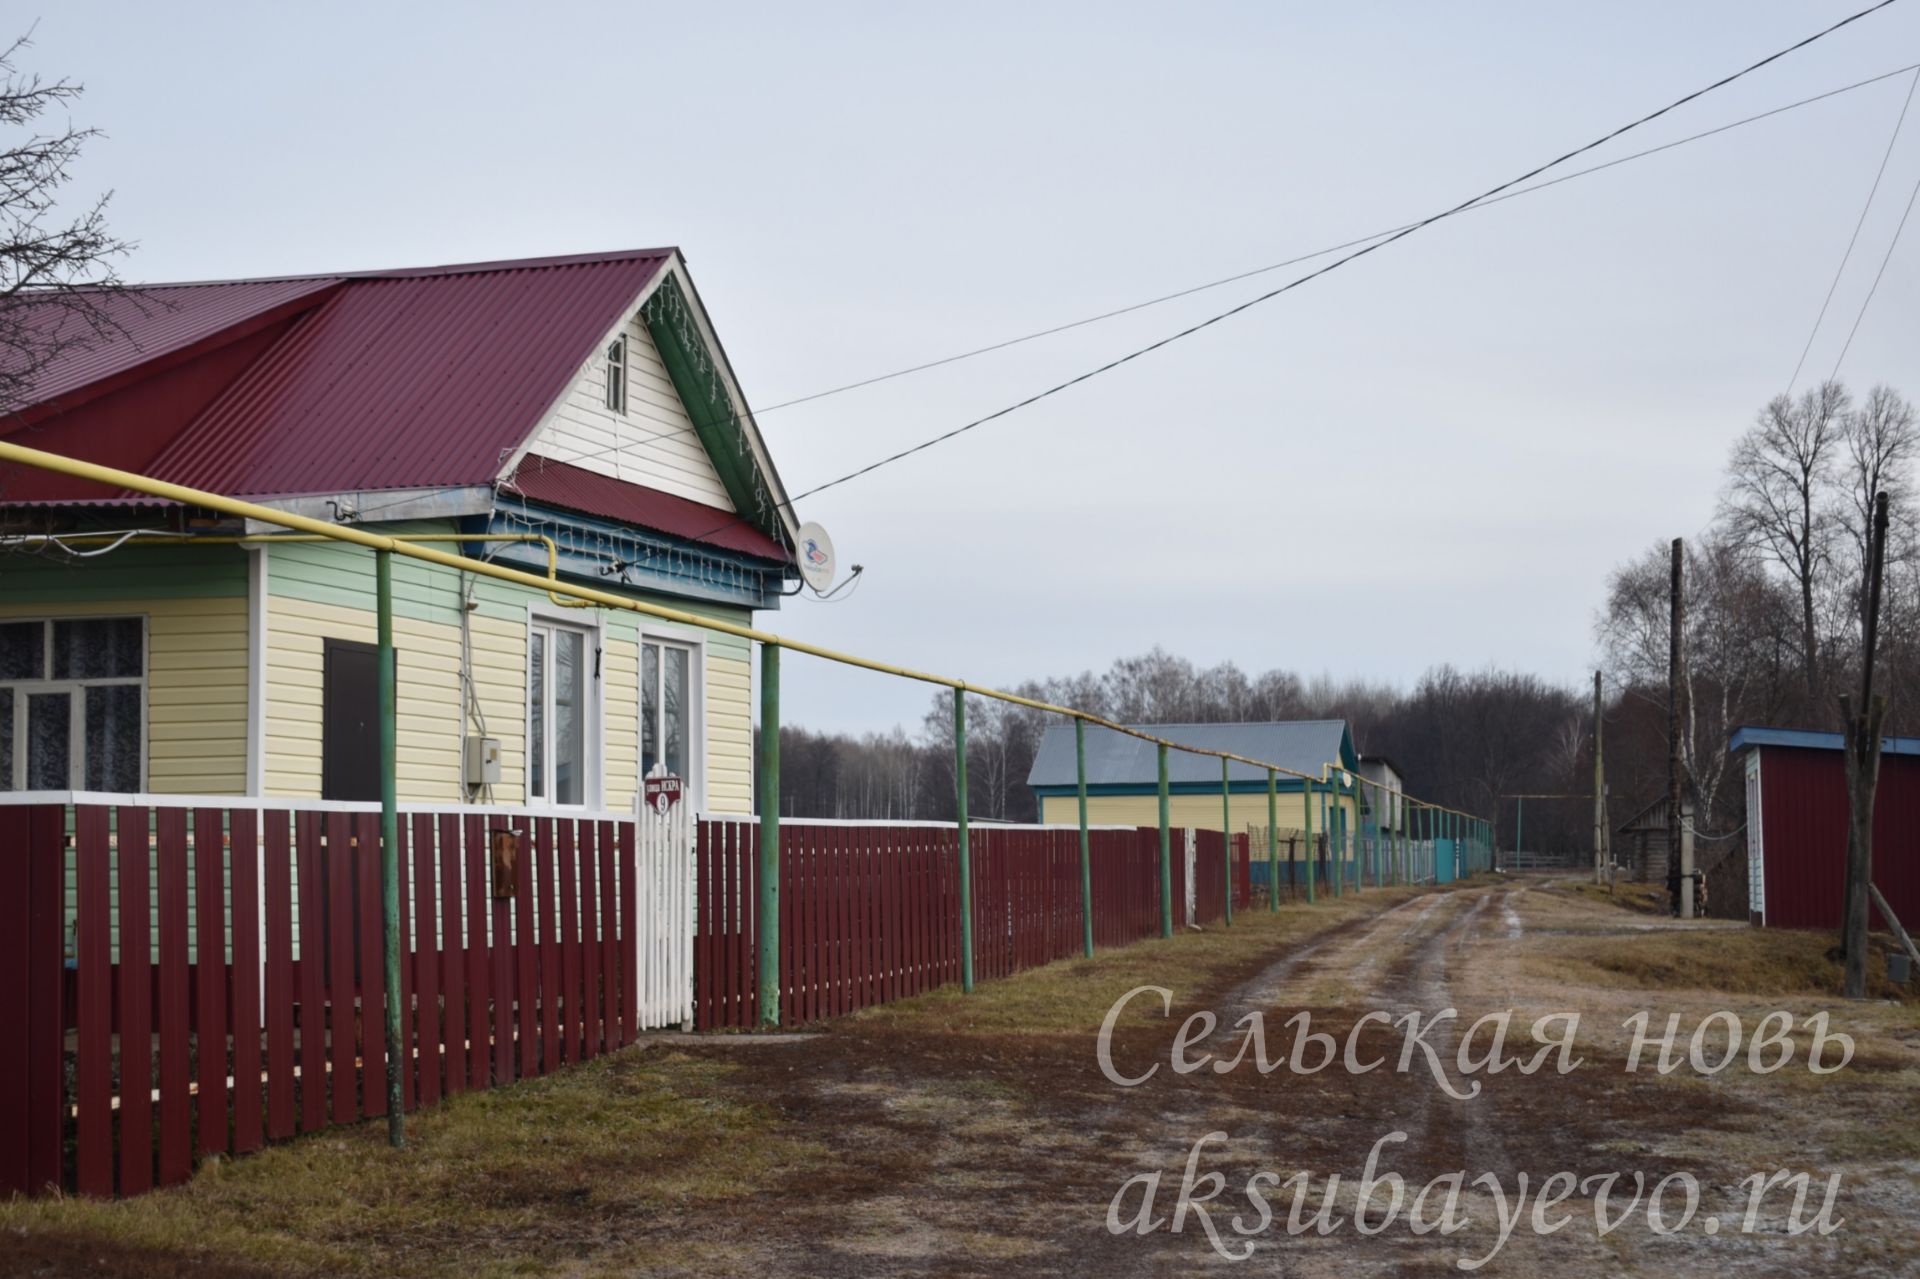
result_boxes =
[1026,720,1358,792]
[1728,725,1920,756]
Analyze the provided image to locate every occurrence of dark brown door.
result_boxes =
[322,639,389,802]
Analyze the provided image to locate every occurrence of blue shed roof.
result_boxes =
[1729,725,1920,757]
[1026,720,1358,792]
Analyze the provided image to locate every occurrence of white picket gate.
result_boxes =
[634,764,696,1029]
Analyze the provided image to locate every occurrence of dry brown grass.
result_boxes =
[1553,923,1918,1002]
[848,883,1434,1038]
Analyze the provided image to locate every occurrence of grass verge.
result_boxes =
[0,1050,824,1279]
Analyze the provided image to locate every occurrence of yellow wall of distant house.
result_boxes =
[1038,792,1362,852]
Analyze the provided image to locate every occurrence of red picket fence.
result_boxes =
[1089,826,1173,948]
[971,826,1085,981]
[1192,831,1254,924]
[1,798,642,1200]
[694,821,1184,1030]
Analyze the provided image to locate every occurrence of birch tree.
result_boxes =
[1720,382,1848,705]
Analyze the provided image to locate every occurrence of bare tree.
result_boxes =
[1720,382,1849,705]
[0,30,131,415]
[1836,384,1919,634]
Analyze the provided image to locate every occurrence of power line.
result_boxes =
[652,0,1906,555]
[1828,133,1920,379]
[350,11,1909,538]
[1787,67,1920,394]
[395,55,1920,519]
[762,61,1920,418]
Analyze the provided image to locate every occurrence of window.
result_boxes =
[529,620,594,805]
[0,617,145,791]
[640,638,693,783]
[605,336,627,413]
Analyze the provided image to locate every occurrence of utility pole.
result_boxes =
[1593,670,1605,886]
[1842,493,1891,998]
[1668,538,1692,919]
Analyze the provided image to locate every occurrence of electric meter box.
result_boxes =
[464,735,502,787]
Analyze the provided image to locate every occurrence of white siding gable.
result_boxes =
[526,307,735,510]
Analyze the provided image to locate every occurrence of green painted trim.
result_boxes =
[0,544,247,602]
[642,275,776,538]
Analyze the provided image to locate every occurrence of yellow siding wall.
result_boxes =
[0,595,248,794]
[264,595,468,801]
[1039,792,1363,855]
[266,546,757,812]
[706,652,752,813]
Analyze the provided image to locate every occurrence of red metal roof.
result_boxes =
[506,453,791,563]
[0,250,673,501]
[6,278,340,412]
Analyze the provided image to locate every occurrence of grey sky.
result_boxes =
[34,2,1920,732]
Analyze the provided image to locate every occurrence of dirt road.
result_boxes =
[650,878,1920,1277]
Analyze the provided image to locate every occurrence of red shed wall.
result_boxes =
[1758,745,1920,930]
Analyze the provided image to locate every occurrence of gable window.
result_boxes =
[529,619,595,805]
[605,336,627,414]
[0,616,145,792]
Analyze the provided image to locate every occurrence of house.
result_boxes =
[0,249,797,814]
[1357,754,1403,830]
[1024,720,1367,879]
[1732,725,1920,930]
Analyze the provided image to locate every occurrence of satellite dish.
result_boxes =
[795,521,836,593]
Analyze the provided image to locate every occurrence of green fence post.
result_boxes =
[1266,769,1278,913]
[1331,783,1343,899]
[376,550,403,1148]
[1221,757,1233,926]
[1303,780,1316,904]
[1077,718,1093,959]
[1515,799,1523,872]
[955,689,974,992]
[758,643,781,1026]
[1157,744,1173,938]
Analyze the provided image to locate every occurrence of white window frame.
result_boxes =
[637,626,706,814]
[0,614,149,791]
[524,608,606,809]
[605,335,627,414]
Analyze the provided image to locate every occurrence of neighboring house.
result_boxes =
[1357,754,1403,829]
[1731,725,1920,930]
[0,249,797,815]
[1025,720,1365,856]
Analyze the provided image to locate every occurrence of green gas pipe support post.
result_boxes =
[1321,786,1333,898]
[1266,769,1279,913]
[758,644,781,1025]
[1331,784,1343,899]
[955,689,975,992]
[1303,780,1316,904]
[1076,718,1093,959]
[1221,757,1233,926]
[376,549,404,1148]
[1157,744,1173,938]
